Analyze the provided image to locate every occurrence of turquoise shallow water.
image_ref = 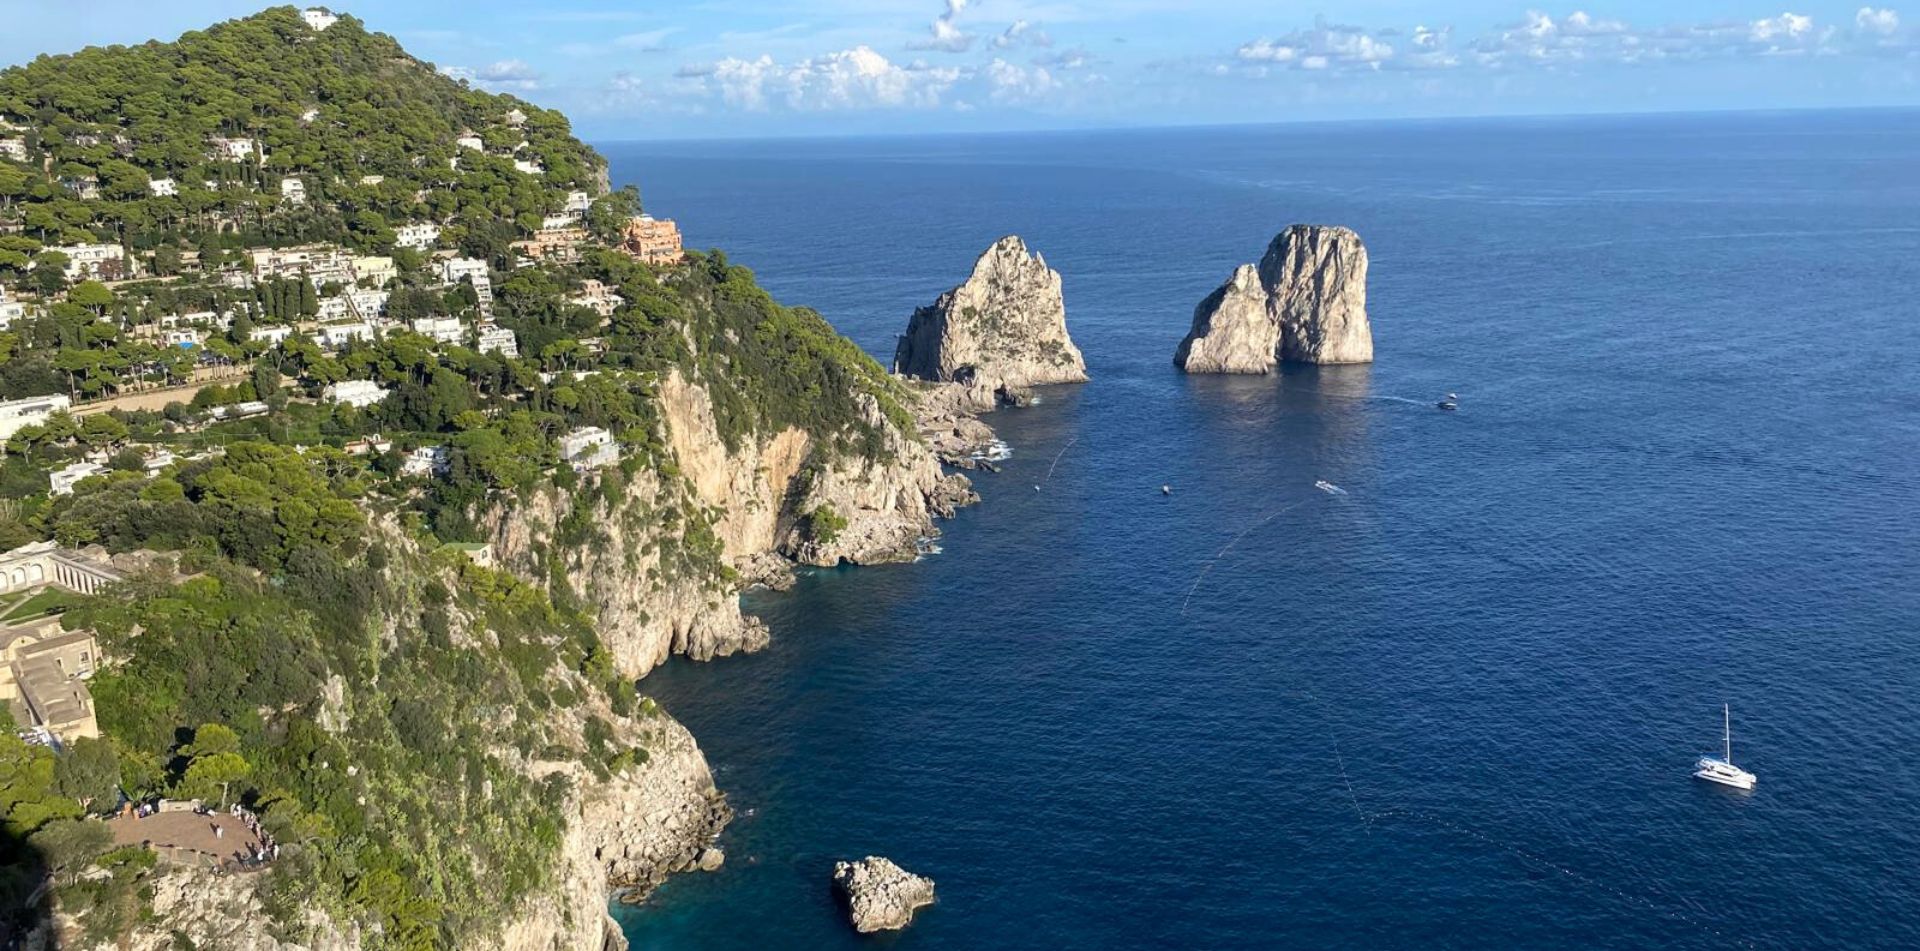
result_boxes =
[601,111,1920,949]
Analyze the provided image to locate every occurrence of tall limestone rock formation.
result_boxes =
[1175,225,1373,373]
[893,236,1089,399]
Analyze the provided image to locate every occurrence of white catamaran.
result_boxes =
[1693,704,1757,791]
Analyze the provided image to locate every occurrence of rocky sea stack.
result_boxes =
[893,236,1089,404]
[1175,224,1373,373]
[832,857,937,933]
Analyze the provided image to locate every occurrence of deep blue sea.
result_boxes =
[601,111,1920,949]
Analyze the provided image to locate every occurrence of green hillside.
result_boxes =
[0,5,600,252]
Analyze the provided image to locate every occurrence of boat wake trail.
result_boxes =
[1036,436,1078,490]
[1181,483,1343,616]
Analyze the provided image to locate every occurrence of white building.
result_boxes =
[0,288,34,330]
[563,190,594,216]
[504,108,528,128]
[208,137,256,162]
[557,427,619,471]
[142,450,177,476]
[48,244,122,281]
[359,174,384,186]
[161,329,202,350]
[347,289,390,319]
[147,178,178,197]
[395,223,440,250]
[316,297,354,321]
[0,394,72,442]
[249,326,294,346]
[323,379,388,408]
[350,256,396,287]
[317,322,375,350]
[0,138,27,163]
[280,177,308,205]
[410,316,464,344]
[513,159,545,176]
[476,325,518,358]
[541,213,579,231]
[401,445,450,478]
[302,8,339,31]
[208,400,269,421]
[48,462,105,497]
[439,257,489,286]
[456,133,485,152]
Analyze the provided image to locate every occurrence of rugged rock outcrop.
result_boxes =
[1176,225,1373,373]
[505,711,729,951]
[485,371,978,679]
[832,857,936,933]
[893,236,1088,398]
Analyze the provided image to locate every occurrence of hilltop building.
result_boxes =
[620,216,684,267]
[301,8,339,31]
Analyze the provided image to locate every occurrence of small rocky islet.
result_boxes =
[1176,224,1375,372]
[831,856,937,933]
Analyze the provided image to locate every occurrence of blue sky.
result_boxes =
[1,2,1915,138]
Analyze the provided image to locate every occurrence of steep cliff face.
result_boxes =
[501,712,728,951]
[485,371,975,681]
[62,707,727,951]
[893,236,1089,395]
[1176,225,1373,373]
[1173,264,1281,374]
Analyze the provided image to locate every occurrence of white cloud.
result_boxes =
[692,46,962,111]
[1856,7,1901,35]
[1237,19,1398,72]
[1749,12,1814,42]
[442,59,542,92]
[909,0,974,53]
[993,19,1053,50]
[986,58,1056,102]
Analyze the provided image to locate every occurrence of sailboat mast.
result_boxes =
[1724,704,1732,763]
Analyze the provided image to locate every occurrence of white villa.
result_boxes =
[302,8,339,31]
[280,177,308,204]
[395,223,441,250]
[148,177,178,197]
[411,316,464,344]
[0,394,72,442]
[558,427,619,472]
[476,325,518,358]
[49,462,106,497]
[439,257,489,285]
[324,379,389,408]
[317,321,376,350]
[49,244,123,281]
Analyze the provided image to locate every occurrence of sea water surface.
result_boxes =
[601,111,1920,949]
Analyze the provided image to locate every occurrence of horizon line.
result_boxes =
[585,102,1920,147]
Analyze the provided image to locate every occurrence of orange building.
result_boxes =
[620,216,684,267]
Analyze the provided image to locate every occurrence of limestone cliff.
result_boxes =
[1175,225,1373,373]
[484,371,976,681]
[893,236,1089,397]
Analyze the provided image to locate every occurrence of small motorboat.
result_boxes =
[1161,485,1172,496]
[1693,704,1757,791]
[1437,400,1458,411]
